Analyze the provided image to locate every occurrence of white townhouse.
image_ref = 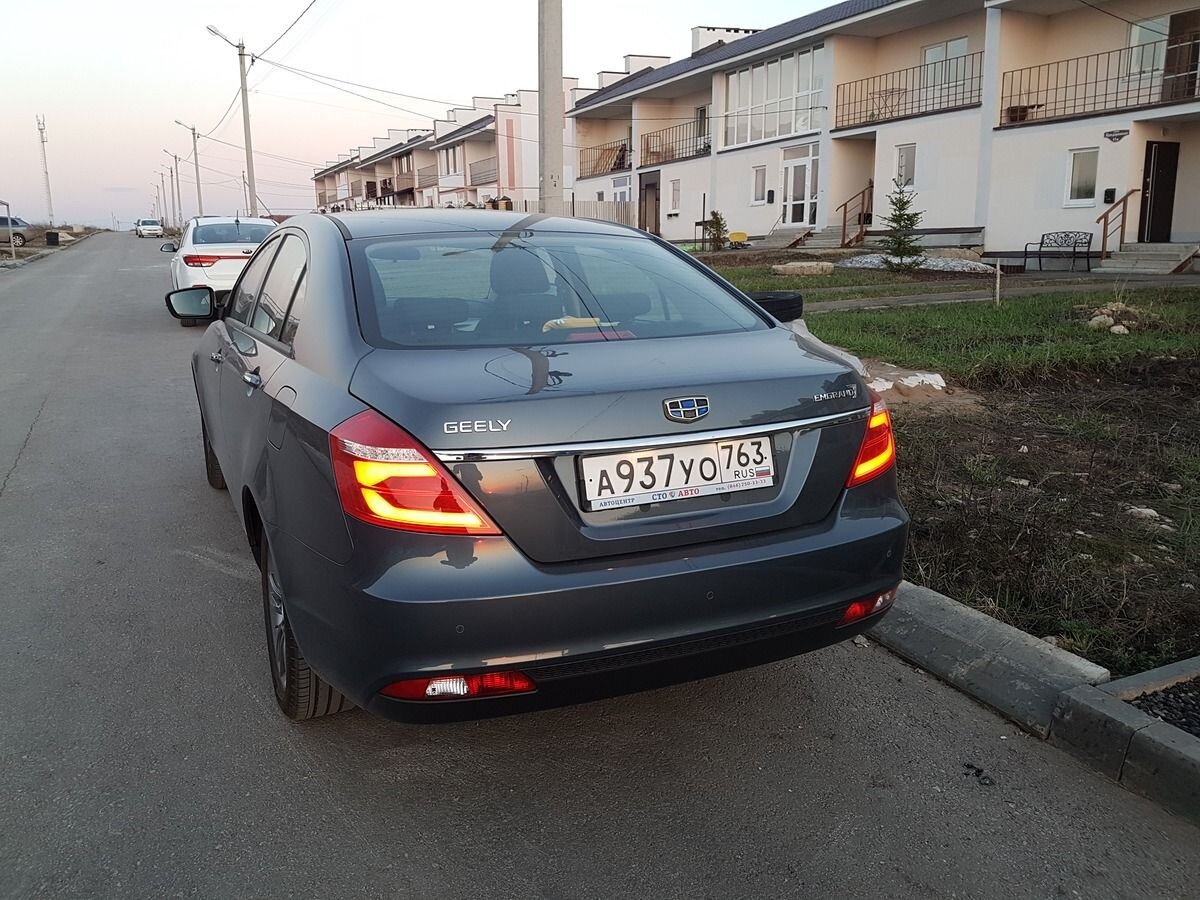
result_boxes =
[569,0,1200,266]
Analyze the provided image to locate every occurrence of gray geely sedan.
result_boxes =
[165,211,906,722]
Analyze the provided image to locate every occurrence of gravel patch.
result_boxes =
[1132,676,1200,739]
[838,253,997,274]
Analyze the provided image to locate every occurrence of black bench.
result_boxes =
[1024,231,1093,272]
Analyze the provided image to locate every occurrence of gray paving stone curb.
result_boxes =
[867,582,1109,737]
[1050,658,1200,827]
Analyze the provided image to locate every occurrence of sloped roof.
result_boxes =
[572,0,902,112]
[430,115,496,149]
[357,132,433,168]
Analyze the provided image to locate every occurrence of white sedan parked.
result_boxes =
[162,216,277,323]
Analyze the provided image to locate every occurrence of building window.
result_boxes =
[922,37,970,86]
[897,144,917,187]
[399,155,413,174]
[612,175,631,201]
[596,191,605,201]
[670,179,681,213]
[752,166,767,204]
[1066,147,1099,206]
[724,45,825,148]
[440,146,460,175]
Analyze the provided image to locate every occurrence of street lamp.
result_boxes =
[174,120,204,215]
[1,199,15,260]
[163,149,183,227]
[206,24,258,216]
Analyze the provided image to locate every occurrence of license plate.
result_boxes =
[580,436,775,511]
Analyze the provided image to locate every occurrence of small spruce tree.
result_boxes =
[878,178,925,273]
[704,210,729,252]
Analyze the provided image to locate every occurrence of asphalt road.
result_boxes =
[1,233,1197,900]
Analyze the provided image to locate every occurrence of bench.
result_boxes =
[1024,231,1093,272]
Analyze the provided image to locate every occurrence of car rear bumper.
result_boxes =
[271,478,908,721]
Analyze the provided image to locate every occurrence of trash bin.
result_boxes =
[45,231,59,246]
[494,195,513,211]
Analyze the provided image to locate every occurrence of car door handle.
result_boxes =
[210,352,224,363]
[242,371,263,389]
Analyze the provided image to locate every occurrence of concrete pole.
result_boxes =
[173,156,184,227]
[154,183,162,220]
[188,125,205,215]
[2,201,16,260]
[238,42,259,216]
[160,171,172,229]
[537,0,565,216]
[242,171,249,214]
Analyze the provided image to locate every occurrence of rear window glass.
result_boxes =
[350,232,766,348]
[193,222,274,244]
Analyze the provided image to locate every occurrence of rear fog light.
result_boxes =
[839,586,898,626]
[381,670,536,701]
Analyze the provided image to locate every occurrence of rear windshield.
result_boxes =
[350,231,767,348]
[193,222,274,244]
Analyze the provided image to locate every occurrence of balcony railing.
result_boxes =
[999,35,1200,125]
[579,137,632,179]
[417,164,438,189]
[469,156,498,186]
[835,52,984,129]
[640,120,711,167]
[391,171,417,191]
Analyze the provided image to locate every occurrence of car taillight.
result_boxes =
[380,670,535,701]
[329,410,501,536]
[847,390,896,487]
[839,586,898,626]
[182,255,221,267]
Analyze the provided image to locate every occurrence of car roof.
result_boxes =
[190,216,277,226]
[318,209,648,240]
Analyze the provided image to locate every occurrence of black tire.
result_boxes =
[11,234,25,248]
[201,418,226,490]
[261,537,352,720]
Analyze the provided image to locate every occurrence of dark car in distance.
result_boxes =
[165,210,907,722]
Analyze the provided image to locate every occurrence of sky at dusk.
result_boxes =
[0,0,817,227]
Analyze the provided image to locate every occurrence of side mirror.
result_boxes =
[746,291,804,322]
[165,286,216,321]
[160,242,177,253]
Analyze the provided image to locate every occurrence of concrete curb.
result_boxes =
[0,231,95,269]
[1050,657,1200,827]
[867,582,1109,737]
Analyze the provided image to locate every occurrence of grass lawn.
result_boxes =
[807,288,1200,387]
[807,288,1199,677]
[714,264,990,301]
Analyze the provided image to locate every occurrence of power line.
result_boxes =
[252,54,462,107]
[199,133,321,167]
[1074,0,1168,35]
[252,57,439,120]
[259,0,320,58]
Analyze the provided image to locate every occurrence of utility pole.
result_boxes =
[154,182,162,219]
[36,115,55,226]
[163,150,181,227]
[160,171,171,228]
[207,26,258,216]
[175,121,204,215]
[242,171,249,214]
[537,0,565,216]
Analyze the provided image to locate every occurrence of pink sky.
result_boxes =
[0,0,813,227]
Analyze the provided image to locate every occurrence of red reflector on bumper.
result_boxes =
[381,670,536,701]
[839,586,898,626]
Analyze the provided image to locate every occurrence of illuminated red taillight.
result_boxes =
[839,586,898,626]
[381,671,535,700]
[329,410,501,536]
[847,390,896,487]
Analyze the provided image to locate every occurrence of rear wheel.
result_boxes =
[11,234,25,248]
[261,537,352,720]
[201,418,226,490]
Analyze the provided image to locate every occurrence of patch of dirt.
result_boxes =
[695,248,867,267]
[1076,301,1159,334]
[894,358,1199,677]
[860,359,980,411]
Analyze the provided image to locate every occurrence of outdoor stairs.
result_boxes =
[1095,242,1199,275]
[756,226,847,250]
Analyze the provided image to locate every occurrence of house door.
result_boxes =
[1139,141,1180,243]
[638,171,660,235]
[781,143,819,226]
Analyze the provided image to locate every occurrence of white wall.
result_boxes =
[871,108,982,230]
